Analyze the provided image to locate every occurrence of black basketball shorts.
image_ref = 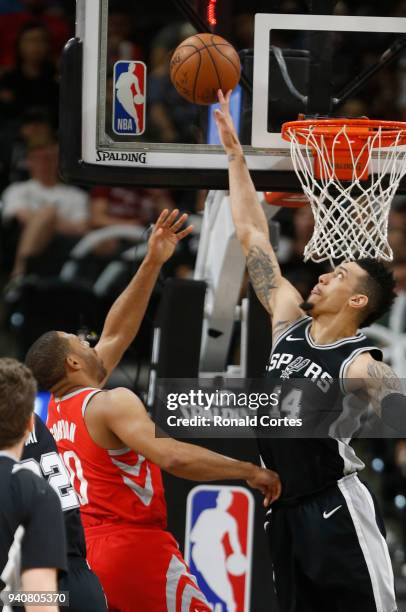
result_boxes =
[266,473,397,612]
[58,556,107,612]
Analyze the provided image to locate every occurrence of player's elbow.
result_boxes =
[160,451,188,474]
[159,444,201,478]
[239,225,270,250]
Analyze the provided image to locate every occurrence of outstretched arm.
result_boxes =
[97,388,281,506]
[95,209,193,378]
[214,91,304,337]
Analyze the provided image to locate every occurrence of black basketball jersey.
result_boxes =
[0,454,67,607]
[21,414,86,558]
[260,316,382,503]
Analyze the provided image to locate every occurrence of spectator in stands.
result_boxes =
[147,18,200,143]
[90,186,173,229]
[278,204,327,297]
[389,199,406,284]
[7,108,54,186]
[393,259,406,294]
[148,59,200,143]
[0,22,59,124]
[107,0,142,69]
[1,137,88,281]
[149,20,196,72]
[89,186,174,257]
[390,197,406,233]
[231,12,255,49]
[0,0,71,69]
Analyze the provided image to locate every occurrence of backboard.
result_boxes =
[59,0,406,191]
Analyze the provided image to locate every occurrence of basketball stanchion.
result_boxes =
[281,118,406,265]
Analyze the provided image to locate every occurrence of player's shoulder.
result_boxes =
[93,386,143,407]
[23,414,57,460]
[11,465,64,540]
[92,387,139,402]
[89,387,145,420]
[346,350,378,378]
[11,462,59,509]
[12,462,46,490]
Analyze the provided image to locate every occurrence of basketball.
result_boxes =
[169,33,241,105]
[226,553,247,576]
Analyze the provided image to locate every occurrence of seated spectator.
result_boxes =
[390,197,406,233]
[2,136,88,280]
[89,186,174,258]
[0,22,59,124]
[148,60,200,143]
[90,185,174,229]
[278,203,328,298]
[3,108,54,188]
[107,0,143,69]
[0,0,71,69]
[147,20,200,143]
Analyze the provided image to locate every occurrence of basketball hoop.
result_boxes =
[281,118,406,265]
[264,191,308,208]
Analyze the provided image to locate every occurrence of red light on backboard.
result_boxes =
[207,0,217,26]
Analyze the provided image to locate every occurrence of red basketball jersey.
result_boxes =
[47,387,167,530]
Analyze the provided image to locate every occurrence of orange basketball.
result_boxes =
[169,33,241,105]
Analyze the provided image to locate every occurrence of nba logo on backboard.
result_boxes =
[113,61,146,136]
[185,485,254,612]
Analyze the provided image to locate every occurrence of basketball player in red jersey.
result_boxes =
[26,209,281,612]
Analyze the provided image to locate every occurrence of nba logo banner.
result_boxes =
[185,485,254,612]
[113,61,146,136]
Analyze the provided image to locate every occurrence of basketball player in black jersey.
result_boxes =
[215,90,404,612]
[22,414,107,612]
[0,358,66,612]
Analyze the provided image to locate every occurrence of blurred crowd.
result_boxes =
[0,0,406,580]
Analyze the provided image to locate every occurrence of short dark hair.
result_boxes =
[0,358,36,449]
[25,331,70,391]
[356,258,397,327]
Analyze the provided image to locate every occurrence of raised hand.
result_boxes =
[246,466,282,507]
[214,89,244,155]
[147,209,193,265]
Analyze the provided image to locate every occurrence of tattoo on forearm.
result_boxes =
[228,153,246,164]
[367,361,401,403]
[247,246,279,310]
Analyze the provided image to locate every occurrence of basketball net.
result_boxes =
[282,120,406,266]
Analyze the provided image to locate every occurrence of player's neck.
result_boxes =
[52,376,98,399]
[0,441,24,461]
[309,314,359,344]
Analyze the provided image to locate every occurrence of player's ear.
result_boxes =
[66,354,81,371]
[349,293,368,311]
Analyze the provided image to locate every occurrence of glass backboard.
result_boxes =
[59,0,406,191]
